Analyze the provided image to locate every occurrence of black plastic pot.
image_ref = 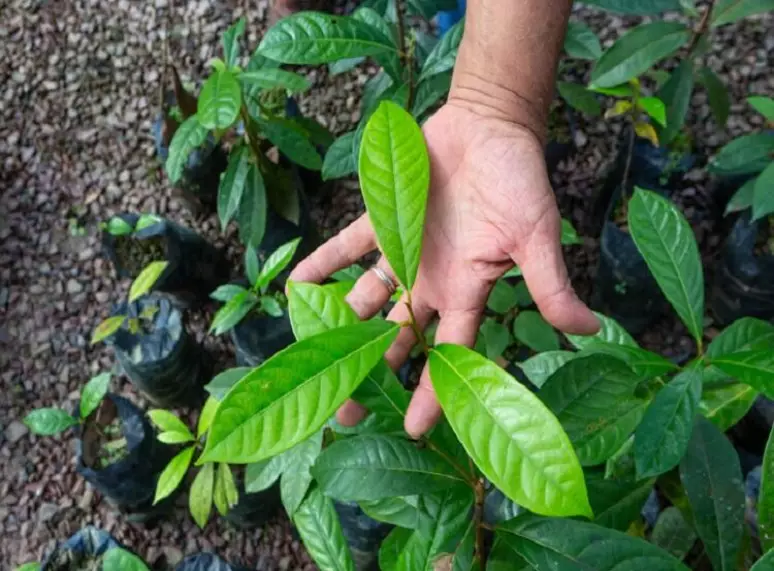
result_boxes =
[108,295,212,407]
[334,501,393,571]
[230,311,295,368]
[710,212,774,326]
[42,527,136,571]
[175,553,250,571]
[102,213,230,306]
[222,472,282,529]
[76,395,174,517]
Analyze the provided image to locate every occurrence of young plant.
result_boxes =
[101,214,164,238]
[208,237,301,335]
[90,260,169,344]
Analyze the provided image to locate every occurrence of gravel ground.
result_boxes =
[0,0,772,569]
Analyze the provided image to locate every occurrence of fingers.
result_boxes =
[344,258,399,319]
[336,399,368,427]
[404,309,481,439]
[515,209,599,336]
[289,215,376,284]
[383,295,435,371]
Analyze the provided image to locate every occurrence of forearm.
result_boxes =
[449,0,572,143]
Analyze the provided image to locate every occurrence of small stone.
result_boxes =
[5,421,28,443]
[66,279,83,294]
[161,546,183,565]
[37,503,59,524]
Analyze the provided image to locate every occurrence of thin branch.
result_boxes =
[686,0,715,56]
[422,437,476,485]
[405,290,430,355]
[474,479,487,569]
[395,0,407,58]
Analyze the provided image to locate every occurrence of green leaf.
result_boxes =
[680,417,745,571]
[197,70,241,130]
[79,372,111,419]
[711,0,774,26]
[260,117,323,171]
[102,548,150,571]
[519,351,575,389]
[205,367,252,400]
[238,163,268,248]
[579,343,678,379]
[752,551,774,571]
[699,67,731,127]
[478,318,510,361]
[451,521,476,571]
[657,61,694,143]
[419,18,464,81]
[513,311,559,352]
[256,238,301,290]
[329,56,366,75]
[313,434,466,501]
[564,21,602,60]
[210,291,258,335]
[90,315,126,344]
[135,214,162,232]
[638,96,667,127]
[379,527,412,571]
[429,344,591,518]
[725,178,757,215]
[360,496,420,528]
[322,132,357,181]
[257,12,398,64]
[104,216,133,236]
[214,462,239,516]
[513,281,533,307]
[753,163,774,220]
[749,95,774,121]
[352,7,401,80]
[222,17,246,68]
[189,462,214,528]
[590,22,691,88]
[711,350,774,399]
[245,454,288,494]
[361,72,394,117]
[708,317,774,357]
[760,427,774,553]
[210,284,247,303]
[239,69,311,94]
[487,280,518,314]
[294,487,356,571]
[412,72,452,118]
[23,408,78,436]
[217,147,250,231]
[166,115,208,183]
[710,132,774,175]
[149,409,194,440]
[154,446,195,504]
[586,471,654,531]
[280,431,323,515]
[14,564,41,571]
[700,381,758,432]
[158,430,195,444]
[651,506,698,560]
[628,188,704,344]
[634,369,702,478]
[557,82,601,116]
[579,0,682,13]
[197,396,219,438]
[566,312,637,349]
[359,101,429,289]
[243,249,260,288]
[496,514,689,569]
[260,296,283,317]
[201,321,399,464]
[129,261,168,302]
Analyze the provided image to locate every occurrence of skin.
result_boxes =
[290,0,600,437]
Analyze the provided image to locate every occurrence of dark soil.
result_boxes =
[114,236,166,278]
[81,400,128,471]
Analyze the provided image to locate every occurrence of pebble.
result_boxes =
[4,422,28,444]
[65,279,83,294]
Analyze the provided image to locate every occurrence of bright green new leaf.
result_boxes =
[628,188,704,344]
[578,0,682,13]
[166,115,208,183]
[710,132,774,175]
[564,21,602,60]
[239,69,311,94]
[322,132,357,181]
[260,117,323,171]
[412,71,452,118]
[519,351,575,388]
[260,296,283,317]
[590,21,690,88]
[149,409,194,441]
[256,238,301,290]
[217,147,251,231]
[79,372,111,419]
[712,350,774,399]
[725,178,757,215]
[210,291,258,336]
[634,369,702,478]
[14,564,41,571]
[198,396,219,438]
[513,311,559,352]
[585,471,655,531]
[280,431,322,515]
[128,261,168,302]
[361,496,420,528]
[379,527,412,571]
[154,446,195,504]
[639,97,667,128]
[135,214,162,232]
[679,417,745,571]
[201,321,399,463]
[257,12,398,64]
[429,344,592,518]
[294,487,356,571]
[313,434,466,501]
[557,82,602,116]
[651,506,698,560]
[566,311,637,349]
[237,163,268,248]
[711,0,774,26]
[288,280,359,339]
[708,316,774,357]
[699,67,731,127]
[205,367,251,400]
[102,548,150,571]
[23,408,78,436]
[91,315,126,344]
[158,430,196,444]
[760,428,774,553]
[753,162,774,221]
[210,284,247,303]
[189,462,214,528]
[658,60,694,143]
[359,101,429,288]
[105,216,133,236]
[419,18,464,81]
[222,18,246,68]
[214,462,239,516]
[197,70,241,130]
[752,551,774,571]
[749,95,774,121]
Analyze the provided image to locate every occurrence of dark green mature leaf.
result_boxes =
[322,132,357,181]
[487,280,518,313]
[419,18,464,81]
[154,446,195,504]
[201,321,399,463]
[24,408,78,436]
[761,428,774,554]
[497,514,690,569]
[590,22,691,88]
[651,507,698,560]
[564,21,602,60]
[753,162,774,220]
[700,381,758,432]
[379,527,412,571]
[244,248,260,286]
[240,69,311,94]
[579,0,681,13]
[586,471,654,531]
[359,101,429,289]
[752,551,774,571]
[295,487,356,571]
[451,521,476,571]
[80,372,111,419]
[557,82,601,116]
[710,133,774,175]
[634,369,702,478]
[361,72,395,117]
[711,0,774,26]
[218,147,250,231]
[478,318,510,360]
[257,12,398,64]
[330,57,366,75]
[361,496,420,528]
[351,7,402,80]
[237,164,268,248]
[166,115,208,183]
[698,67,731,127]
[725,178,756,215]
[658,60,694,145]
[198,70,241,130]
[566,312,637,349]
[189,462,214,528]
[750,95,774,121]
[680,417,745,571]
[281,431,323,515]
[513,311,559,352]
[313,434,466,501]
[102,548,150,571]
[430,344,591,518]
[412,72,452,118]
[628,189,704,344]
[579,343,678,379]
[519,351,575,389]
[260,117,323,171]
[711,350,774,399]
[222,18,246,68]
[709,317,774,357]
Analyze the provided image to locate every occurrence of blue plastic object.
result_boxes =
[437,0,465,35]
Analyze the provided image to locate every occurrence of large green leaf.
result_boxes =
[260,117,322,171]
[753,162,774,220]
[379,527,412,571]
[590,22,691,88]
[256,12,398,64]
[566,312,637,349]
[360,496,420,528]
[586,471,655,531]
[577,343,678,379]
[200,321,399,463]
[700,381,758,432]
[711,0,774,26]
[752,551,774,571]
[322,132,357,181]
[419,18,463,81]
[563,21,602,60]
[679,417,745,571]
[23,408,78,436]
[281,431,323,515]
[708,317,774,357]
[710,133,774,175]
[217,146,251,231]
[496,514,690,569]
[725,178,757,215]
[699,67,731,127]
[519,351,575,389]
[294,487,356,571]
[429,344,591,518]
[239,68,311,94]
[313,434,466,501]
[651,507,698,560]
[79,372,111,420]
[237,163,267,248]
[658,60,694,145]
[513,311,559,352]
[557,82,602,116]
[579,0,681,13]
[634,369,702,478]
[628,189,704,344]
[165,115,208,183]
[359,101,429,289]
[711,350,774,399]
[197,70,241,130]
[759,428,774,553]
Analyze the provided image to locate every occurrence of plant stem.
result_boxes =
[406,35,416,112]
[686,0,715,56]
[621,120,636,203]
[240,105,273,173]
[405,290,430,355]
[423,436,476,484]
[474,478,487,569]
[395,0,407,58]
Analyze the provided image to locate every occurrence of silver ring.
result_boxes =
[371,266,397,295]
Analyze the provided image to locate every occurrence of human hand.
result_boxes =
[289,102,599,438]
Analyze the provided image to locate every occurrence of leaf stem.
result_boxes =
[686,0,715,56]
[422,436,476,484]
[474,478,488,569]
[406,35,416,113]
[395,0,407,59]
[405,290,430,355]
